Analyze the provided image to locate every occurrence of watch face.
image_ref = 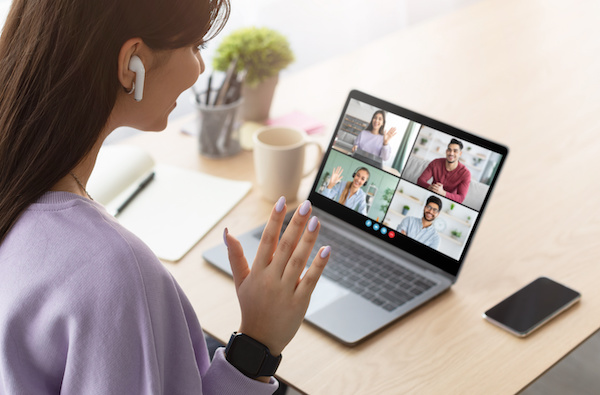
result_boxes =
[229,335,267,376]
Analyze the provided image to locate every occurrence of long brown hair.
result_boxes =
[338,168,370,204]
[0,0,230,242]
[365,110,386,135]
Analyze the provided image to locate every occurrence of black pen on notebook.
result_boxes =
[113,171,155,217]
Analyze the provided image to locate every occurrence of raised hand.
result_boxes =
[225,198,331,357]
[327,166,344,189]
[383,127,397,145]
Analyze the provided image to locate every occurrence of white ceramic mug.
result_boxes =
[253,126,323,202]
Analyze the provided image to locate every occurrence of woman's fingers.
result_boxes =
[225,229,251,289]
[281,216,320,287]
[270,200,312,277]
[295,245,331,299]
[230,198,330,356]
[253,196,287,271]
[331,167,343,184]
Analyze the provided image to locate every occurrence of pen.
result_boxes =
[214,57,238,106]
[206,74,213,105]
[233,69,246,102]
[225,68,246,104]
[114,171,155,217]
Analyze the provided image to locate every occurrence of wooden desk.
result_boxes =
[125,0,600,392]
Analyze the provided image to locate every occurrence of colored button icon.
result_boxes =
[380,227,387,235]
[388,231,395,238]
[365,219,373,227]
[373,223,380,231]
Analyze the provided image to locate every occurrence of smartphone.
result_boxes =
[483,277,581,337]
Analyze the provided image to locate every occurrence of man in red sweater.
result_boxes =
[417,138,471,203]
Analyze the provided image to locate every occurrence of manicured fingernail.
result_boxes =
[299,200,311,216]
[275,196,286,213]
[223,228,229,248]
[308,216,319,232]
[320,246,331,258]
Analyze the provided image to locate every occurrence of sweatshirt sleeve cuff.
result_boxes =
[202,348,279,395]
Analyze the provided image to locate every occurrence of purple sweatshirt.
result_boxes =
[0,192,278,394]
[354,130,391,161]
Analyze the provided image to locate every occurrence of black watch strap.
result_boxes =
[225,332,282,379]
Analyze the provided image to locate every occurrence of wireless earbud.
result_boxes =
[128,55,145,102]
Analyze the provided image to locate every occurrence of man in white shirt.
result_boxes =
[397,196,442,250]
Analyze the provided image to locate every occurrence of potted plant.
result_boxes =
[319,172,330,193]
[451,230,462,240]
[402,205,410,215]
[213,27,294,122]
[379,188,394,215]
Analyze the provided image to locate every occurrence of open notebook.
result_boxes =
[88,145,251,261]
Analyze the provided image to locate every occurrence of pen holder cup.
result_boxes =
[194,95,243,158]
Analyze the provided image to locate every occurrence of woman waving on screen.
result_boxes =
[320,166,370,215]
[351,110,397,160]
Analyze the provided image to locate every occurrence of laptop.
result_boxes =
[203,90,508,345]
[351,148,383,169]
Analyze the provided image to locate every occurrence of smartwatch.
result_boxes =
[225,332,282,379]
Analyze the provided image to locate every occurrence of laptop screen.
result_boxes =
[308,90,508,277]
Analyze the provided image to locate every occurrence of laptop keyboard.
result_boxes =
[255,222,437,312]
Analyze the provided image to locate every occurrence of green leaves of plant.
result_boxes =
[213,27,294,86]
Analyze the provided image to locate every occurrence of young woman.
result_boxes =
[351,110,397,161]
[320,166,370,215]
[0,0,330,393]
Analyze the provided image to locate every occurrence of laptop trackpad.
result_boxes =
[305,277,349,317]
